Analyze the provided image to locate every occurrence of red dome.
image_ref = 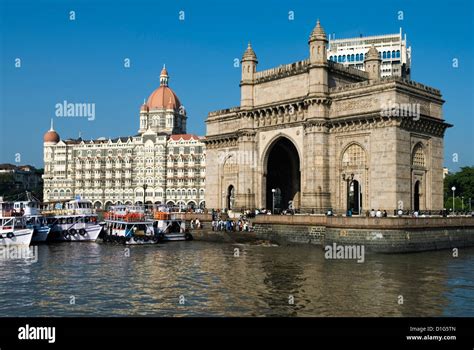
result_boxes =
[44,130,60,143]
[147,86,181,110]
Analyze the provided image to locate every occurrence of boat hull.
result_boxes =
[0,228,33,246]
[48,224,102,242]
[31,226,51,243]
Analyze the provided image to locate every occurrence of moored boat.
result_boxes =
[42,198,102,242]
[103,205,158,245]
[0,201,33,246]
[152,206,192,242]
[13,197,51,243]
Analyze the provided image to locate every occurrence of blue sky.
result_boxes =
[1,0,473,170]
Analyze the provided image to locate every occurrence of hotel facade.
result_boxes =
[43,68,206,209]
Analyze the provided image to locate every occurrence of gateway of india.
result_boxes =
[205,20,451,214]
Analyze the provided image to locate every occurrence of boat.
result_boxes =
[13,195,51,243]
[0,200,33,246]
[152,206,192,242]
[103,205,158,245]
[42,198,102,242]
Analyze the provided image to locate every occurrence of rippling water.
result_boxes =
[0,242,473,316]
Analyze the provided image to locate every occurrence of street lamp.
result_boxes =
[451,186,456,214]
[272,188,276,214]
[142,183,148,211]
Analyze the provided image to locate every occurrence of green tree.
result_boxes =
[444,166,474,211]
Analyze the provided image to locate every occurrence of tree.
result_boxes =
[444,166,474,211]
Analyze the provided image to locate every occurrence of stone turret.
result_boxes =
[364,45,381,81]
[240,42,258,109]
[308,19,328,95]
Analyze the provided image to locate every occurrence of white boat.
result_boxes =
[13,199,51,243]
[0,201,33,246]
[42,199,102,242]
[152,206,192,242]
[103,205,158,245]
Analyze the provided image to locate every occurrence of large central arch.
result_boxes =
[264,137,301,212]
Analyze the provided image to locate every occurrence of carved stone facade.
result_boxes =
[43,68,206,209]
[205,20,451,213]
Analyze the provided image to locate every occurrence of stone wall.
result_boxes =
[252,215,474,253]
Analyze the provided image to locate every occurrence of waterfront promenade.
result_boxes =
[183,213,474,253]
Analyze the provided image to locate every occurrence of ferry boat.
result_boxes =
[13,198,51,243]
[152,206,192,242]
[0,200,33,246]
[103,205,158,245]
[42,198,102,242]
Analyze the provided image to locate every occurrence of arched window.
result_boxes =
[387,51,391,59]
[382,51,387,59]
[392,50,396,58]
[342,144,367,168]
[351,54,354,62]
[396,50,400,58]
[412,144,425,167]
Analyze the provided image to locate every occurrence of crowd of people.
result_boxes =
[210,210,253,232]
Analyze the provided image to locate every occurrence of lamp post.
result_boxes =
[461,196,464,211]
[272,188,276,214]
[142,184,148,212]
[451,186,456,214]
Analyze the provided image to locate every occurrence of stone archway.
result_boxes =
[264,137,301,212]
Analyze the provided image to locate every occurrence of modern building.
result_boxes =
[43,67,206,209]
[205,20,450,214]
[327,28,411,79]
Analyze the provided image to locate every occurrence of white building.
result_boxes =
[328,28,411,78]
[43,67,206,209]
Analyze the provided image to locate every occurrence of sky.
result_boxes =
[1,0,473,171]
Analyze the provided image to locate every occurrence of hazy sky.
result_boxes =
[1,0,473,171]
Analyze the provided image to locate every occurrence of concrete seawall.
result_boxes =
[179,213,474,253]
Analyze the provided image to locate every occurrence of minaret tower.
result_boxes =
[308,19,328,95]
[240,42,258,109]
[364,45,381,81]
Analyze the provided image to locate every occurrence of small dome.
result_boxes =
[365,45,381,60]
[140,103,149,112]
[242,42,257,62]
[44,119,60,143]
[44,130,60,143]
[309,19,327,42]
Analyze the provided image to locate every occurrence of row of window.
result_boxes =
[329,50,401,63]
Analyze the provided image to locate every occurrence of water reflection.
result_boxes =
[0,242,472,316]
